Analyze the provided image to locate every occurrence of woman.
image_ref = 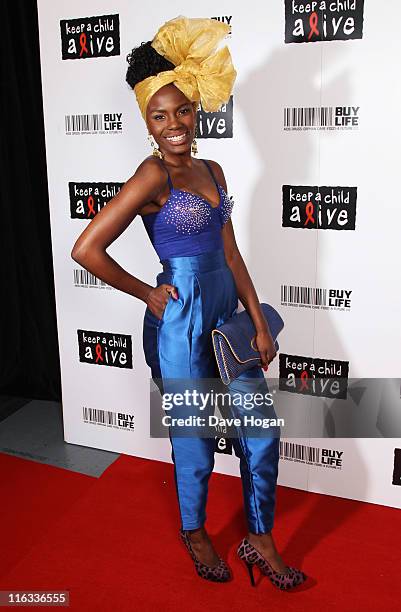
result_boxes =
[71,16,306,590]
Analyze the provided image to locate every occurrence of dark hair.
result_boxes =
[126,40,175,89]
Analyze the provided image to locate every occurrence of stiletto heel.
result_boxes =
[179,529,232,582]
[245,560,256,587]
[237,538,307,591]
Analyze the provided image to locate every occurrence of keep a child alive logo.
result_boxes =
[284,0,364,43]
[60,14,120,59]
[393,449,401,486]
[279,353,349,399]
[69,182,123,218]
[77,330,133,369]
[282,185,357,230]
[196,96,234,139]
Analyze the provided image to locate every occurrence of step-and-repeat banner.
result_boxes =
[37,0,401,508]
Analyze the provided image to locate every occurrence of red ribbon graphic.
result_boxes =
[299,370,309,391]
[304,201,315,226]
[79,32,88,57]
[87,196,96,217]
[95,344,104,363]
[308,11,320,40]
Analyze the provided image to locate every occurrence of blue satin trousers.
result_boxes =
[142,249,279,533]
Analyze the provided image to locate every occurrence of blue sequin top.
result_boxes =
[141,159,234,261]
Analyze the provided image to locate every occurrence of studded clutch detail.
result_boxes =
[211,303,284,385]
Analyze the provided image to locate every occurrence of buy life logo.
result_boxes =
[322,449,343,467]
[335,106,359,127]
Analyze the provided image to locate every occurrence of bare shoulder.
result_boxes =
[131,155,167,185]
[120,155,168,203]
[203,158,227,191]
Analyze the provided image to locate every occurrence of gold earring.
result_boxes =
[191,124,198,156]
[147,132,164,159]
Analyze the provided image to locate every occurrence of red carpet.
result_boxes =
[1,451,400,611]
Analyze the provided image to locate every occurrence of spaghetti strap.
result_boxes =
[158,158,173,192]
[202,159,219,189]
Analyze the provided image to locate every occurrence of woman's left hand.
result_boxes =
[254,328,277,370]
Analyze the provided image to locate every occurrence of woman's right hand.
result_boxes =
[146,283,179,320]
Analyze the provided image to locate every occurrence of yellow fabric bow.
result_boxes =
[134,15,237,120]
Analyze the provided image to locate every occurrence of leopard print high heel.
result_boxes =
[237,538,307,590]
[179,529,232,582]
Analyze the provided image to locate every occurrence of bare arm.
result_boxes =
[209,160,276,367]
[71,157,170,305]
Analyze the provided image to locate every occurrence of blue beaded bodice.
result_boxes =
[141,159,234,261]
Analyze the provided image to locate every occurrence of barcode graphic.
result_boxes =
[74,269,108,287]
[284,107,334,128]
[83,407,116,425]
[281,284,327,306]
[280,441,321,463]
[65,113,103,133]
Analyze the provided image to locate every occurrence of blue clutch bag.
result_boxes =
[211,303,284,385]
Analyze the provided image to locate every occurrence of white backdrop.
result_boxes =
[37,0,401,509]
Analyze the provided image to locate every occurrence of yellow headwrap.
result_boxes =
[134,15,237,120]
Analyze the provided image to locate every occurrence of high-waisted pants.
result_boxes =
[142,248,279,533]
